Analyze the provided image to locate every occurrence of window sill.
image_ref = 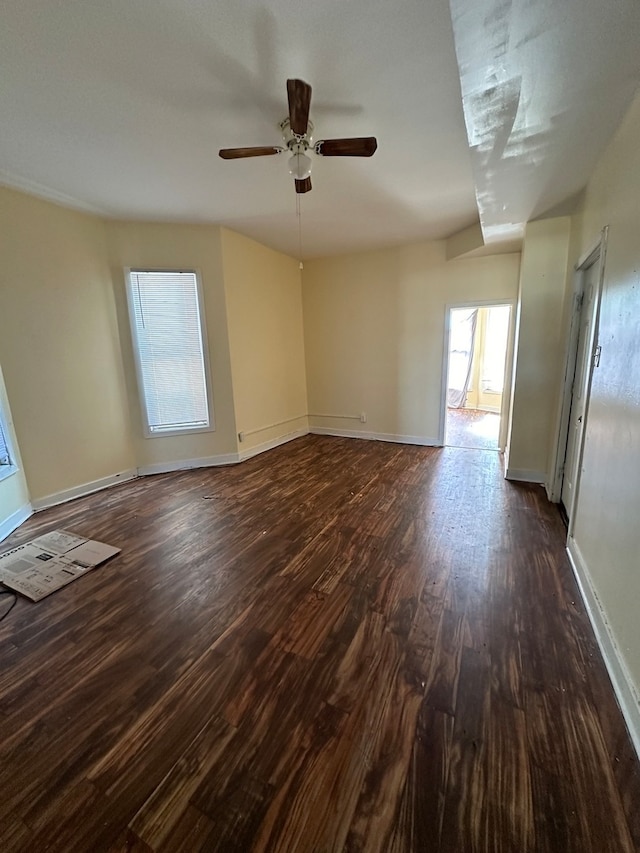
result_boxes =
[0,464,19,484]
[143,424,215,439]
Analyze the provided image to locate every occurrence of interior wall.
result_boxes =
[302,242,520,443]
[568,88,640,701]
[221,229,308,455]
[0,187,135,502]
[505,217,572,482]
[106,221,238,470]
[0,364,30,536]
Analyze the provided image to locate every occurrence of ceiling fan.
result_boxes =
[219,79,377,194]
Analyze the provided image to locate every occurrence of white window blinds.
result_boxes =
[127,270,212,436]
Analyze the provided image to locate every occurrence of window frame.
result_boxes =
[0,406,18,483]
[125,268,215,439]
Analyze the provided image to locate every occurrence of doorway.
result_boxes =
[442,303,512,450]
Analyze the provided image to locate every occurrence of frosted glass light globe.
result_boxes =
[288,152,312,180]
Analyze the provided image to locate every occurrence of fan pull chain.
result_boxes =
[296,194,304,270]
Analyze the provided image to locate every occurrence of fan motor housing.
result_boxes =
[280,118,314,152]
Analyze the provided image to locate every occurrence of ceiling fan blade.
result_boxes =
[219,146,284,159]
[295,177,312,194]
[315,137,377,157]
[287,79,312,136]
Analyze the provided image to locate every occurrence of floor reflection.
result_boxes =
[446,407,500,450]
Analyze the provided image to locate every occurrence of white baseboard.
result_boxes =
[31,469,138,511]
[309,426,440,447]
[567,537,640,759]
[24,427,435,517]
[504,467,546,484]
[0,503,33,542]
[238,428,309,462]
[137,454,239,476]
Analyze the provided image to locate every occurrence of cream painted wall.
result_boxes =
[0,187,134,502]
[506,217,572,481]
[303,242,520,442]
[0,364,30,534]
[106,221,238,468]
[568,89,640,697]
[221,229,308,453]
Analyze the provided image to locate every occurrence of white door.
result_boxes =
[561,261,599,515]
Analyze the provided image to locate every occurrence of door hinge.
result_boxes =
[593,344,602,368]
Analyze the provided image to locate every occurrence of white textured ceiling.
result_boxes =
[1,0,639,258]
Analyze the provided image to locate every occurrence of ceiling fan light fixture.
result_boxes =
[218,80,377,194]
[288,152,312,180]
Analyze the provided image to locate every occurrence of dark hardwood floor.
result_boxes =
[0,435,638,852]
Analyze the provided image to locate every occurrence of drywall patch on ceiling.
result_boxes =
[449,0,640,242]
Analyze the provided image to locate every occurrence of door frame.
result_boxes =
[439,298,516,450]
[548,227,608,532]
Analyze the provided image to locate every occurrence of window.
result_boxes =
[481,305,511,394]
[0,419,11,467]
[0,409,17,480]
[126,270,213,437]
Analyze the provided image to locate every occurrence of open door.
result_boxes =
[560,259,600,519]
[548,231,607,529]
[442,302,513,451]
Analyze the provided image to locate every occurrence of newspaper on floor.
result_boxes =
[0,529,120,601]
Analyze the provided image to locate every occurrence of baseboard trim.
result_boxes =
[31,469,139,511]
[25,428,439,515]
[567,536,640,759]
[0,503,33,542]
[309,427,440,447]
[137,454,239,476]
[238,428,309,462]
[504,467,546,484]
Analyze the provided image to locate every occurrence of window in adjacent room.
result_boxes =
[481,305,511,394]
[126,270,214,437]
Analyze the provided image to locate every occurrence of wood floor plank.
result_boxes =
[154,805,216,853]
[423,608,466,715]
[0,435,637,852]
[384,704,454,852]
[129,715,236,849]
[439,645,492,853]
[485,701,534,853]
[248,701,366,853]
[342,652,424,852]
[0,814,33,853]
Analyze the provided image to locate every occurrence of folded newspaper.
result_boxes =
[0,529,120,601]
